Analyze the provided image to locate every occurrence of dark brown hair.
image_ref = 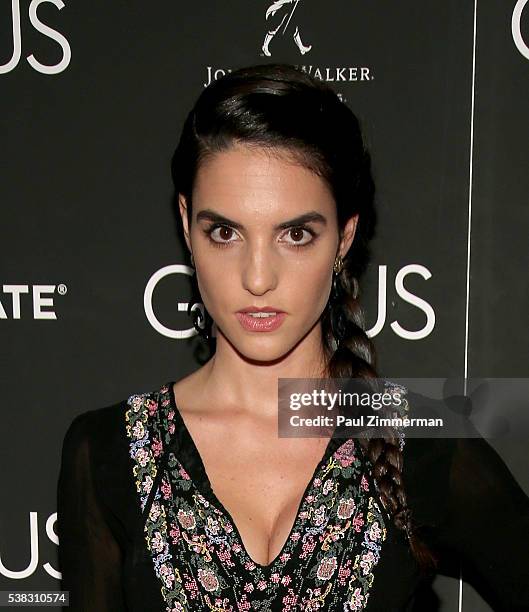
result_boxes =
[170,62,438,574]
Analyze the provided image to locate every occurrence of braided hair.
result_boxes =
[171,62,438,573]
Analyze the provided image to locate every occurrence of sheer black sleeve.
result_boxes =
[435,433,529,611]
[57,411,128,611]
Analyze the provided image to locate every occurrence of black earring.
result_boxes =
[189,304,212,341]
[329,274,346,348]
[328,255,346,348]
[188,253,213,342]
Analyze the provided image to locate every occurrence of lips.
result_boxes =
[235,311,286,332]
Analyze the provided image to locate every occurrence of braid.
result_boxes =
[322,266,439,575]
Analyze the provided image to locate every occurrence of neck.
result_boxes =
[196,323,328,420]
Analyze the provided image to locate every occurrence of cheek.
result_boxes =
[194,261,237,320]
[289,263,333,316]
[195,265,220,303]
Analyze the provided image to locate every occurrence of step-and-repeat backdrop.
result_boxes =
[2,1,528,609]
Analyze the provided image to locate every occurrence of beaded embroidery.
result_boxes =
[125,380,409,611]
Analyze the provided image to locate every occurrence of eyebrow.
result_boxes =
[195,209,328,230]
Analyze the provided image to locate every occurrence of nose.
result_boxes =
[241,241,279,296]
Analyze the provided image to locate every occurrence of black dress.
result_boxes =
[56,380,529,611]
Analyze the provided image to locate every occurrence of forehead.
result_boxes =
[192,145,335,219]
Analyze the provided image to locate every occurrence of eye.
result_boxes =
[204,223,239,247]
[281,226,317,248]
[203,223,318,249]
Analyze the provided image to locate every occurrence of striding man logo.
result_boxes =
[262,0,312,56]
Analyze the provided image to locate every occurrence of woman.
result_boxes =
[57,63,529,611]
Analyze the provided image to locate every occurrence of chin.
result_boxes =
[217,321,288,354]
[235,332,307,363]
[240,348,294,365]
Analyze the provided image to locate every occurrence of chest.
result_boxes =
[125,386,396,610]
[181,410,332,567]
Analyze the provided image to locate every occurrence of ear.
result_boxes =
[338,213,359,259]
[178,193,192,253]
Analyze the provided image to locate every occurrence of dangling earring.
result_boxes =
[187,252,212,341]
[329,254,345,349]
[330,254,344,305]
[333,254,344,275]
[190,305,211,341]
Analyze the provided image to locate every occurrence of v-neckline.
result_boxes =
[165,380,352,571]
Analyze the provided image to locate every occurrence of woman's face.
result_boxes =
[179,144,358,363]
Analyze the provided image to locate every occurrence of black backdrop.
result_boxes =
[1,1,528,609]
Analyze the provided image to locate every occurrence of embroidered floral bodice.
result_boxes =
[57,381,529,611]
